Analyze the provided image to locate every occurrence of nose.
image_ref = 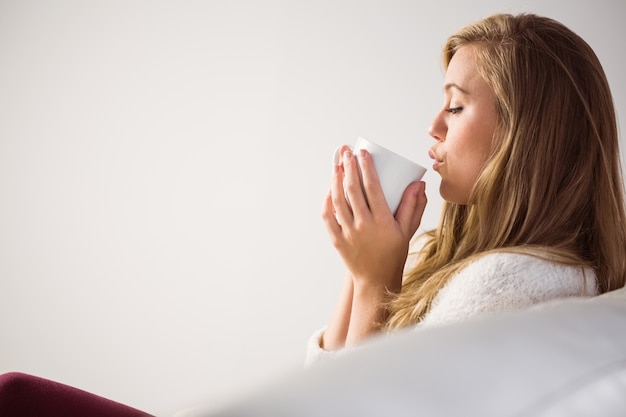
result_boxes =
[428,110,446,142]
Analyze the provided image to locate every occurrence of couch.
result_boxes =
[177,287,626,417]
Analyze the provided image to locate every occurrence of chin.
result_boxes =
[440,185,470,205]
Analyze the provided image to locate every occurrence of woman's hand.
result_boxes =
[323,146,427,292]
[320,145,427,347]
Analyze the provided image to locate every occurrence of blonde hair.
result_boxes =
[386,13,626,329]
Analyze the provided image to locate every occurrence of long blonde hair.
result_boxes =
[386,13,626,329]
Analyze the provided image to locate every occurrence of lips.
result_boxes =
[428,149,443,170]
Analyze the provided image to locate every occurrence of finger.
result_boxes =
[333,144,352,167]
[355,149,389,216]
[322,189,344,242]
[335,145,354,168]
[341,149,370,218]
[395,181,427,237]
[330,161,354,226]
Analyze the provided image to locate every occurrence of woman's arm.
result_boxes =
[321,272,353,350]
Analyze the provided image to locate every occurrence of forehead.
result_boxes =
[444,46,484,94]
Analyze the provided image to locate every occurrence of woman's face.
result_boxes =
[428,46,499,205]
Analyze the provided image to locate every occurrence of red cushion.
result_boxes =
[0,372,153,417]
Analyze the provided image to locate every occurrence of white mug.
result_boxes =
[333,137,427,214]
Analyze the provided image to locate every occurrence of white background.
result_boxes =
[1,1,624,415]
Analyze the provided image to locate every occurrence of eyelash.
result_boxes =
[445,107,463,115]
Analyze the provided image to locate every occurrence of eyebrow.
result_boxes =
[444,83,470,95]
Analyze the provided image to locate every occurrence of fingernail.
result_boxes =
[343,150,353,163]
[332,146,343,166]
[414,181,425,195]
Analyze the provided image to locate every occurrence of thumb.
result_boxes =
[395,181,427,237]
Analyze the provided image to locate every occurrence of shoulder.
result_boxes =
[458,252,596,295]
[419,252,597,328]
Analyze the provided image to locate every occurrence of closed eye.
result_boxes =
[445,107,463,115]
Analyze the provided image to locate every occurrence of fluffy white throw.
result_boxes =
[306,252,597,366]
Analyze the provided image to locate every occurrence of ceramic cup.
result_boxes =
[333,137,427,214]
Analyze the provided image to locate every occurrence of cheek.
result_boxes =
[452,123,495,172]
[440,134,492,203]
[449,153,484,183]
[440,157,486,204]
[446,135,488,169]
[459,149,491,187]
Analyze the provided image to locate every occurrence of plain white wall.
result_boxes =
[1,0,624,415]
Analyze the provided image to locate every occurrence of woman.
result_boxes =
[2,11,624,415]
[308,12,626,363]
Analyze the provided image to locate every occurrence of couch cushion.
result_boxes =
[183,288,626,417]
